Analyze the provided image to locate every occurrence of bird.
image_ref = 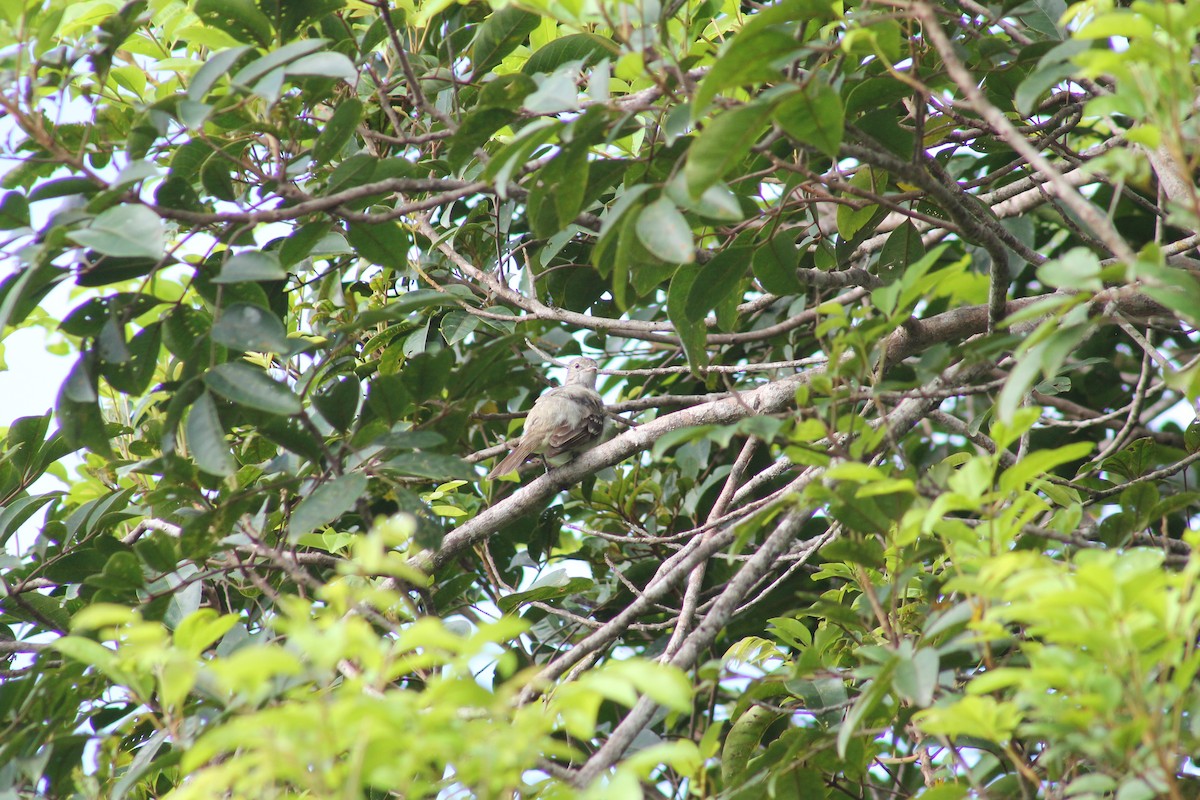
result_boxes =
[486,357,606,480]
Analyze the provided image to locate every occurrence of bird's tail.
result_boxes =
[486,441,536,480]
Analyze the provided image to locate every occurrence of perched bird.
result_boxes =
[487,357,606,479]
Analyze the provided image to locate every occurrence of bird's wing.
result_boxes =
[545,392,605,456]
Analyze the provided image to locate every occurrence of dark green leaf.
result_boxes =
[774,81,844,158]
[523,33,614,76]
[378,452,476,480]
[683,102,773,197]
[684,246,751,322]
[349,288,470,328]
[497,575,595,613]
[346,220,410,269]
[312,97,363,165]
[0,494,59,546]
[194,0,274,47]
[694,28,799,114]
[186,391,235,477]
[204,362,302,416]
[667,265,709,377]
[448,107,517,169]
[0,191,30,229]
[214,251,288,283]
[877,221,925,284]
[102,322,162,395]
[211,302,291,353]
[470,6,541,79]
[752,234,802,294]
[477,73,537,109]
[313,376,360,431]
[201,156,237,202]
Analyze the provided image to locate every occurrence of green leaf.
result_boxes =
[635,197,694,264]
[346,220,410,269]
[893,647,939,706]
[665,175,743,223]
[1036,247,1102,292]
[836,168,884,240]
[285,52,356,80]
[174,609,239,657]
[262,0,346,35]
[752,234,802,294]
[312,97,363,165]
[774,81,844,159]
[683,102,772,197]
[440,310,479,345]
[0,191,31,229]
[693,0,832,114]
[56,356,112,457]
[201,155,237,201]
[84,551,146,594]
[187,391,235,477]
[838,671,893,758]
[448,106,517,170]
[722,704,784,786]
[528,142,590,238]
[214,251,287,283]
[232,39,328,85]
[877,221,925,284]
[68,206,165,259]
[313,376,360,431]
[102,322,162,395]
[211,302,291,353]
[0,263,67,332]
[471,6,541,78]
[188,45,252,101]
[194,0,274,47]
[204,362,302,416]
[694,28,799,115]
[667,265,709,376]
[349,287,469,328]
[523,33,614,76]
[497,574,595,613]
[0,493,59,546]
[684,246,751,323]
[477,73,536,109]
[378,452,477,481]
[916,695,1022,743]
[289,472,368,539]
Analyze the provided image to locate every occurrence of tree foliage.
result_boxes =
[4,0,1200,797]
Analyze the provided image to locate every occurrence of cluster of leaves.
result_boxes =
[3,0,1200,797]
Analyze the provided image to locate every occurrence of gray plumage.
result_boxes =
[487,358,606,479]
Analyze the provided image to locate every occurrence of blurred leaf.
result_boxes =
[211,302,291,353]
[204,362,302,416]
[288,473,367,539]
[215,251,287,283]
[194,0,273,46]
[186,391,235,476]
[67,206,164,259]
